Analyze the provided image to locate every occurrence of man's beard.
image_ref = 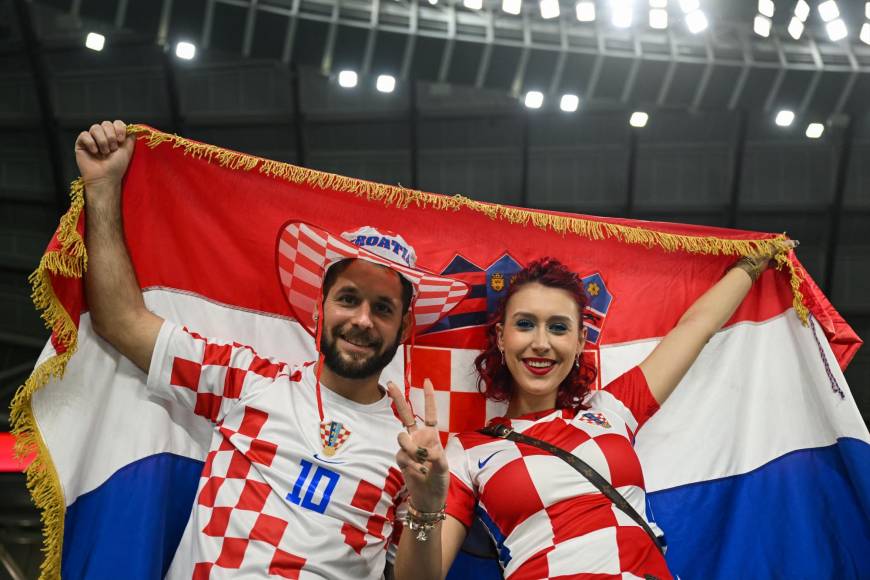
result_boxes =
[320,324,404,380]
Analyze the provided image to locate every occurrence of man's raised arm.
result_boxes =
[79,120,163,373]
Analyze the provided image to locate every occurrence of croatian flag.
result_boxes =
[16,125,868,579]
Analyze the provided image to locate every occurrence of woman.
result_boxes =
[387,251,784,580]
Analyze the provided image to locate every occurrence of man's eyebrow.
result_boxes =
[375,294,401,306]
[333,285,400,306]
[333,283,360,293]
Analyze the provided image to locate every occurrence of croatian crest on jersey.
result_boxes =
[319,420,351,456]
[579,412,612,429]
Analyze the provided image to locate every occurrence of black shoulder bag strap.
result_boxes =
[479,423,664,555]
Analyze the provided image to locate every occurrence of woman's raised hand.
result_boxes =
[746,239,799,278]
[387,379,450,513]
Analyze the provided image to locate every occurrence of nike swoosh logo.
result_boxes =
[313,454,345,465]
[478,450,503,469]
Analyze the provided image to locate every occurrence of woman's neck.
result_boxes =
[507,391,559,418]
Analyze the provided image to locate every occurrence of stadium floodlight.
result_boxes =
[805,123,825,139]
[576,0,596,21]
[175,41,196,60]
[428,0,438,5]
[678,0,699,14]
[817,0,839,23]
[376,74,396,93]
[754,14,772,37]
[611,0,633,27]
[649,8,668,29]
[524,91,544,109]
[757,0,774,18]
[630,111,649,128]
[85,32,105,51]
[338,70,358,88]
[503,0,522,15]
[540,0,560,18]
[560,94,580,112]
[861,22,870,45]
[788,16,805,39]
[775,110,795,127]
[866,1,870,20]
[825,18,848,41]
[685,10,708,33]
[649,0,667,7]
[794,0,810,21]
[464,0,483,9]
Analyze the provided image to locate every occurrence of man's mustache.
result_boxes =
[336,327,383,349]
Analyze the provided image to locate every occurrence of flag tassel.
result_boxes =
[9,178,86,579]
[128,124,807,322]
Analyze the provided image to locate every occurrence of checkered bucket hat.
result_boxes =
[276,222,470,336]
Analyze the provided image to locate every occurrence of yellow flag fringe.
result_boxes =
[129,124,807,321]
[9,354,70,580]
[12,126,809,578]
[9,179,86,579]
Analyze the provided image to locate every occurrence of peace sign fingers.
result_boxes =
[387,378,450,511]
[422,378,439,429]
[386,381,418,433]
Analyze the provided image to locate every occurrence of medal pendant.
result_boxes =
[319,420,351,456]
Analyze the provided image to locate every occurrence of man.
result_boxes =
[76,120,468,578]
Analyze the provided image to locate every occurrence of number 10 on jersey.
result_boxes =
[286,459,340,514]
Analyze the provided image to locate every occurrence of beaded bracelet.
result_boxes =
[730,255,763,283]
[404,503,446,541]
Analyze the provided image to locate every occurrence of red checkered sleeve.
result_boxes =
[597,365,660,431]
[444,436,476,528]
[146,321,288,424]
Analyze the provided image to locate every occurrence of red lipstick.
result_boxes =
[522,358,556,376]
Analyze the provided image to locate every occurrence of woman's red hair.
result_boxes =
[473,257,598,412]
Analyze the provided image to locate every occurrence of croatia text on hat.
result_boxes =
[351,235,413,267]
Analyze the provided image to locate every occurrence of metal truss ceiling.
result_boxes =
[190,0,870,112]
[51,0,870,115]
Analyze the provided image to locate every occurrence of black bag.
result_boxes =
[459,512,500,559]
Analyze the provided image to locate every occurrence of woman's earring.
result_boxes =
[500,349,505,365]
[574,353,580,368]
